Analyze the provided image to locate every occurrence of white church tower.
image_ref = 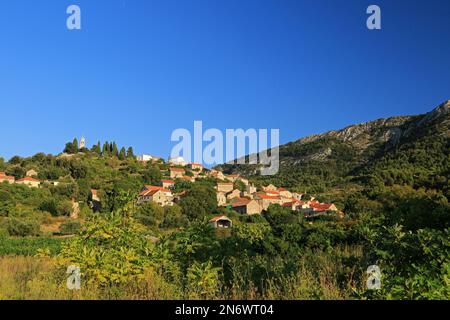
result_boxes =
[79,136,86,149]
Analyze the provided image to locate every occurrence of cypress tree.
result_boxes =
[102,141,109,156]
[72,138,79,153]
[119,147,126,160]
[127,147,135,159]
[112,142,119,156]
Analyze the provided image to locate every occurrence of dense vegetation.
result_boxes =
[0,102,449,300]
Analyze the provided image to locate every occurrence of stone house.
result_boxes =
[225,174,240,182]
[0,172,15,184]
[231,199,262,215]
[170,167,185,179]
[161,179,175,189]
[138,185,173,206]
[278,188,293,199]
[210,170,225,180]
[217,182,234,193]
[226,189,242,201]
[246,184,257,195]
[26,169,38,177]
[180,176,195,183]
[168,156,186,166]
[189,162,203,171]
[16,177,40,188]
[262,184,277,192]
[216,192,227,206]
[255,194,283,210]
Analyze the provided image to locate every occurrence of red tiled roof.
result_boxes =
[142,185,171,193]
[231,199,251,207]
[139,189,159,197]
[91,189,98,196]
[161,179,174,183]
[0,172,15,180]
[291,198,305,205]
[191,162,203,167]
[257,194,279,200]
[209,214,231,222]
[170,167,185,172]
[0,176,14,180]
[310,202,334,212]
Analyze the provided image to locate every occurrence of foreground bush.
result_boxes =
[59,220,81,235]
[4,217,40,237]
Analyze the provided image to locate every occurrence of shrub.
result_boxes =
[5,217,40,237]
[59,220,82,235]
[136,202,164,227]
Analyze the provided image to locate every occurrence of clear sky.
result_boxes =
[0,0,449,161]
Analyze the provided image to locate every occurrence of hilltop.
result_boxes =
[218,100,450,197]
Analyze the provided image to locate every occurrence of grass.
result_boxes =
[0,245,365,300]
[0,236,66,256]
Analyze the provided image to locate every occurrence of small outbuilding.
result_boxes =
[209,215,232,229]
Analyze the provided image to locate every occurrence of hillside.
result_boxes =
[218,100,450,196]
[0,103,448,300]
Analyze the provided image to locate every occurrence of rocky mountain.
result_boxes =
[299,100,449,148]
[218,100,450,194]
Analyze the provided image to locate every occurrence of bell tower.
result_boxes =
[79,136,86,149]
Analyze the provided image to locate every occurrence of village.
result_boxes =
[0,146,343,230]
[134,154,344,229]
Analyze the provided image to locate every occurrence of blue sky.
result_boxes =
[0,0,449,161]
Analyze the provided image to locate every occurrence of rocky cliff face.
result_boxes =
[218,100,450,177]
[293,100,449,153]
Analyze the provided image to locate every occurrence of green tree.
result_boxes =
[91,141,101,154]
[179,184,217,221]
[72,138,79,153]
[8,156,22,164]
[143,166,162,186]
[60,199,152,286]
[127,147,135,159]
[112,142,119,156]
[161,204,188,229]
[136,202,165,227]
[119,147,127,160]
[102,141,109,156]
